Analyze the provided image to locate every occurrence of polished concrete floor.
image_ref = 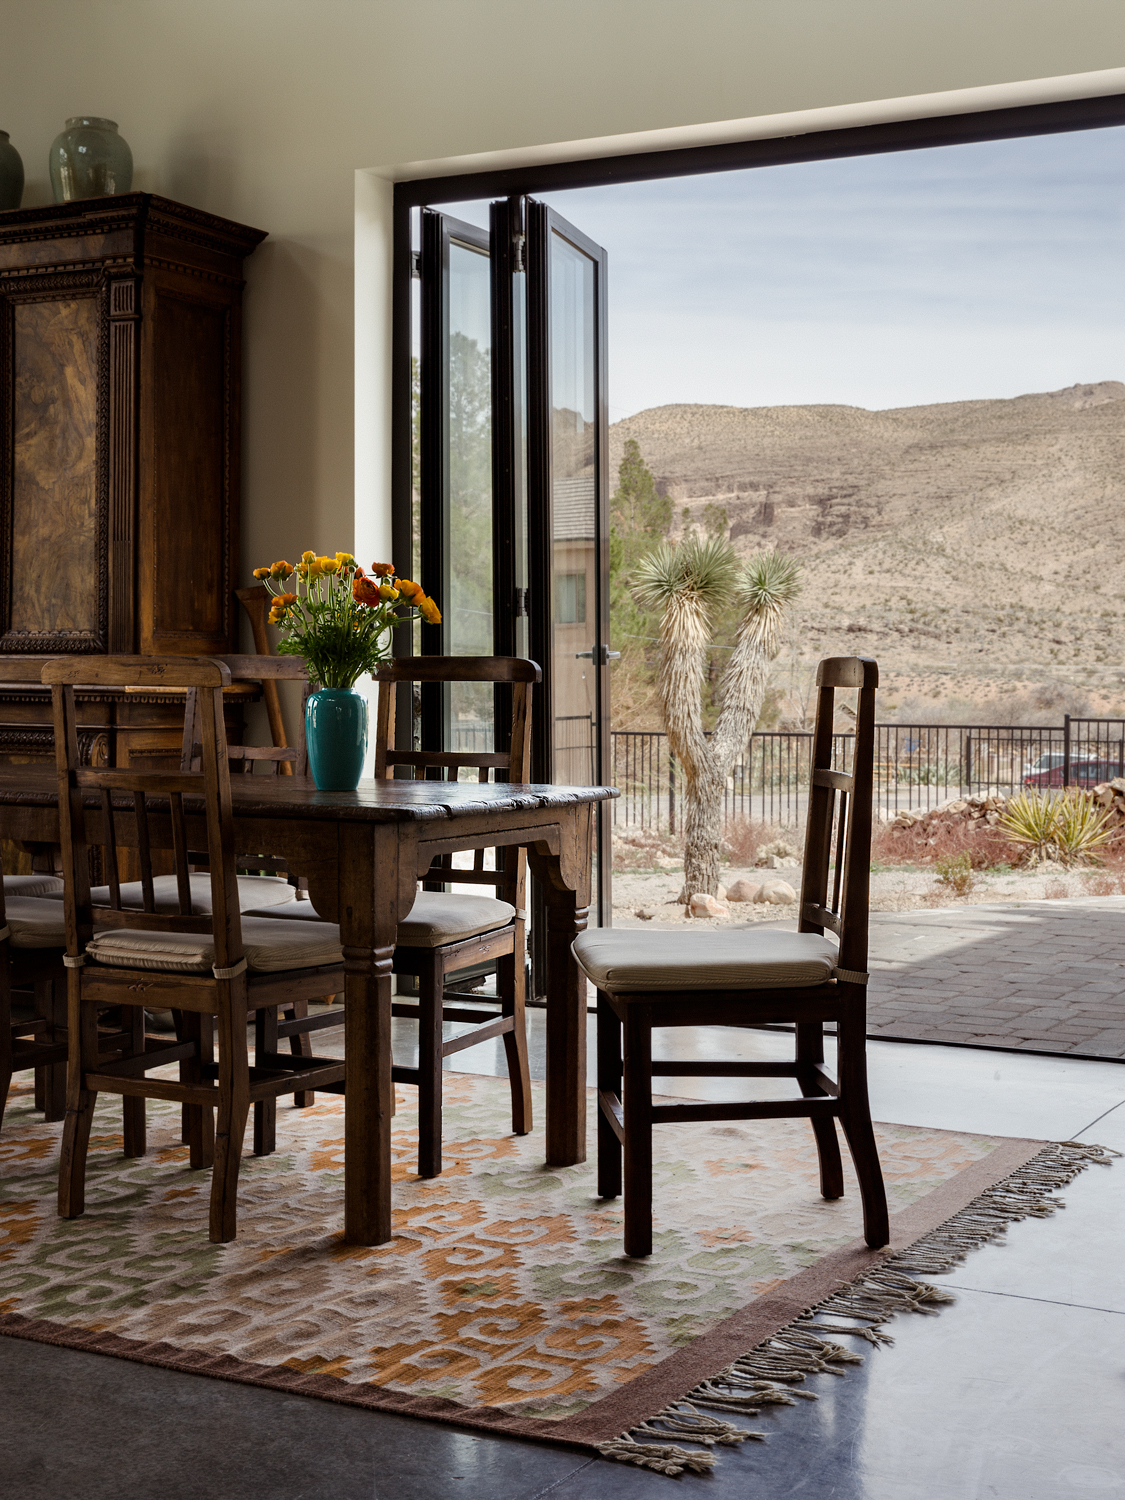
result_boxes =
[2,1013,1123,1499]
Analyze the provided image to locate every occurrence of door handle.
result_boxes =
[575,646,621,665]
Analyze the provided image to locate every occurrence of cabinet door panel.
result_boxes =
[147,290,228,649]
[7,293,103,645]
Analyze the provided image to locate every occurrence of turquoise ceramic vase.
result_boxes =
[0,132,23,210]
[305,687,368,792]
[49,117,133,202]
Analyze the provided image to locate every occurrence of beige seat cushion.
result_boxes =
[4,873,64,898]
[41,873,295,915]
[245,890,516,949]
[5,896,67,949]
[86,915,344,975]
[572,928,840,993]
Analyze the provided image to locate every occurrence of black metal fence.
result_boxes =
[611,717,1125,832]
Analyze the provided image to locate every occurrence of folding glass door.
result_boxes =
[412,197,612,949]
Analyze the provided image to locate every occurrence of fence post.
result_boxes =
[669,751,676,835]
[964,731,972,794]
[1063,714,1071,789]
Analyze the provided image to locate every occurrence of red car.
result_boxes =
[1022,752,1118,789]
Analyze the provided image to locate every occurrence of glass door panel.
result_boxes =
[526,202,611,929]
[419,211,494,759]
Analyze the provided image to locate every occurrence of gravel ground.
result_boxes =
[610,860,1125,928]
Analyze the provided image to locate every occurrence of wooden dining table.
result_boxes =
[0,767,616,1245]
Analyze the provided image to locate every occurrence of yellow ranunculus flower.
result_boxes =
[296,562,309,579]
[419,595,442,625]
[335,552,356,568]
[317,556,340,575]
[270,560,294,580]
[378,583,399,601]
[253,566,270,580]
[301,550,316,563]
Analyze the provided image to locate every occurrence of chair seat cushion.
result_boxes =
[5,896,67,949]
[572,928,841,992]
[244,890,516,949]
[41,873,295,915]
[4,873,64,898]
[86,916,344,975]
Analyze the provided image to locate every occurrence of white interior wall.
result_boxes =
[1,0,1124,594]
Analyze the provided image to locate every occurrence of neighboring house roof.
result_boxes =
[554,474,596,540]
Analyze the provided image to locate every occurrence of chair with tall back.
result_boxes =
[378,656,538,1176]
[573,656,888,1258]
[45,655,347,1243]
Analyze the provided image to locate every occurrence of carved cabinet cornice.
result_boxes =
[0,193,266,657]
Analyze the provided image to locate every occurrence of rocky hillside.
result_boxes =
[610,383,1125,722]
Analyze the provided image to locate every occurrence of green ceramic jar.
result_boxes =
[0,132,23,210]
[305,688,368,792]
[49,117,133,202]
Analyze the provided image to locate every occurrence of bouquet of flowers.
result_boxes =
[253,552,440,689]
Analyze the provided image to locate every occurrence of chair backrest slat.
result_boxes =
[798,656,877,977]
[45,656,242,963]
[374,656,540,896]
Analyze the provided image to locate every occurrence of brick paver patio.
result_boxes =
[866,896,1125,1057]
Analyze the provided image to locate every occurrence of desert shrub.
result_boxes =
[722,817,775,867]
[1000,790,1113,868]
[1082,869,1125,896]
[935,850,974,896]
[871,815,1017,870]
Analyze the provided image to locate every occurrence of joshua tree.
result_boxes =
[634,537,802,899]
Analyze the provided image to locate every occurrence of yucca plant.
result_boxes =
[999,789,1114,867]
[634,539,801,898]
[1053,790,1114,865]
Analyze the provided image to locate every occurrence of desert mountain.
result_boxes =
[609,383,1125,720]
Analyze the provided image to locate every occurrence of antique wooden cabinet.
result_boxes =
[0,194,266,869]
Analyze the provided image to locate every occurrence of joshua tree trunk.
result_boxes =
[637,541,800,902]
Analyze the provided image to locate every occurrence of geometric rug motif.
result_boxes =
[0,1072,1014,1421]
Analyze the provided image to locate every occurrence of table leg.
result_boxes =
[533,805,593,1168]
[340,821,403,1246]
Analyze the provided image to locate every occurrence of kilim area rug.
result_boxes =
[0,1072,1114,1475]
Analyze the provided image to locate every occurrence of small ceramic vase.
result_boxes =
[49,117,133,202]
[0,132,23,210]
[305,688,368,792]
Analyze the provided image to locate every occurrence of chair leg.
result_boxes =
[622,1004,653,1258]
[122,1004,147,1158]
[58,977,97,1220]
[289,1000,314,1108]
[182,1010,215,1170]
[596,990,622,1200]
[417,952,444,1178]
[0,980,12,1134]
[253,1006,278,1156]
[41,979,68,1123]
[796,1021,843,1200]
[836,1009,889,1249]
[499,948,532,1136]
[210,987,251,1244]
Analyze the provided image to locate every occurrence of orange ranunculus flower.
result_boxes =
[396,578,423,601]
[301,550,316,563]
[370,561,395,577]
[296,562,309,579]
[270,560,294,580]
[419,595,442,625]
[378,583,399,601]
[253,566,270,580]
[352,575,381,607]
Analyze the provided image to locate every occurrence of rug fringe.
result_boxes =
[597,1140,1118,1475]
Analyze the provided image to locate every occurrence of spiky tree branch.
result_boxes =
[634,540,802,899]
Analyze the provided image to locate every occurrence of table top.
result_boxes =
[0,766,618,823]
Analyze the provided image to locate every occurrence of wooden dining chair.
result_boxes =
[573,656,888,1258]
[0,864,69,1131]
[45,655,347,1243]
[376,656,540,1176]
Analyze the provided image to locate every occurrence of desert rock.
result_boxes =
[754,879,798,905]
[726,878,761,902]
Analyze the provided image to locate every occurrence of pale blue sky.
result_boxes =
[443,123,1125,421]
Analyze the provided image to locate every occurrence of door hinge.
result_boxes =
[410,250,421,279]
[514,586,528,617]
